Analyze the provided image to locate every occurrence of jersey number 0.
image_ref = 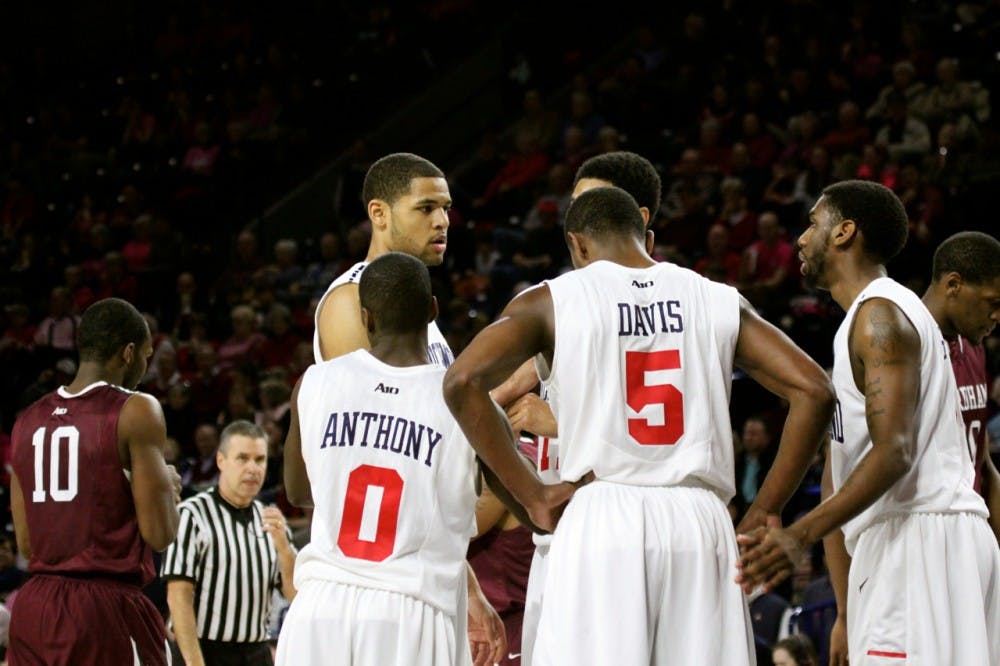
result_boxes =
[338,464,403,562]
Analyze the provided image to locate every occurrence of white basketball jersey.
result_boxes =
[541,260,740,499]
[829,277,987,553]
[294,350,477,614]
[313,261,454,367]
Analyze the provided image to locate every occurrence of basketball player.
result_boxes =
[313,152,453,366]
[738,181,1000,664]
[310,152,503,660]
[278,253,503,666]
[923,231,1000,538]
[8,297,182,665]
[490,150,664,666]
[444,186,835,665]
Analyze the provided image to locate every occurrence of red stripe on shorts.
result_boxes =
[866,649,907,658]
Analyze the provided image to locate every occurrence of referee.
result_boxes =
[162,420,296,666]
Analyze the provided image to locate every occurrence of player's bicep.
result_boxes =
[853,299,921,453]
[284,379,313,507]
[318,285,369,360]
[449,285,553,393]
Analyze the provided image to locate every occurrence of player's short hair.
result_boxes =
[575,151,662,219]
[360,252,433,333]
[821,180,909,263]
[931,231,1000,285]
[565,186,645,241]
[362,153,444,206]
[77,298,149,363]
[219,419,267,453]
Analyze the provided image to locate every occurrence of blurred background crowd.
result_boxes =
[1,1,999,663]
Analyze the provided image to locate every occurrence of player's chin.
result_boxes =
[424,248,447,265]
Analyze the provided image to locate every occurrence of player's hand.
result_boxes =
[467,587,505,666]
[734,525,808,594]
[734,505,781,547]
[505,393,558,438]
[262,507,291,549]
[166,464,182,504]
[528,473,594,532]
[829,614,848,665]
[489,359,539,407]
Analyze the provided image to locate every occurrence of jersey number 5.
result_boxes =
[31,426,80,503]
[338,464,403,562]
[625,350,684,445]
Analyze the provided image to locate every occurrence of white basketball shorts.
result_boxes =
[847,511,1000,665]
[532,482,755,665]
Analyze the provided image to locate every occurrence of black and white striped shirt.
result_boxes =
[161,487,291,642]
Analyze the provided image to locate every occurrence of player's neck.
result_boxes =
[66,362,122,392]
[921,285,957,339]
[829,259,886,311]
[370,334,430,368]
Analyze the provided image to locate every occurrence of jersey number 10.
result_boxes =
[31,426,80,503]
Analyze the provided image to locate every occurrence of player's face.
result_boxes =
[217,435,268,507]
[798,197,835,289]
[123,335,154,390]
[386,177,451,266]
[952,275,1000,343]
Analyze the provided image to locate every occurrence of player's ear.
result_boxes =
[645,229,655,255]
[832,218,856,248]
[121,342,135,366]
[428,296,439,325]
[944,271,963,295]
[566,231,587,261]
[368,199,389,230]
[639,207,650,226]
[361,306,375,334]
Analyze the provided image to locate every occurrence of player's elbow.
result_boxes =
[806,375,837,419]
[141,509,179,552]
[443,363,482,412]
[885,439,913,478]
[286,482,313,509]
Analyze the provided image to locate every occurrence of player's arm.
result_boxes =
[316,284,370,360]
[9,472,31,559]
[738,298,919,590]
[466,561,506,666]
[733,297,835,532]
[444,285,575,532]
[121,393,181,551]
[284,378,313,508]
[167,579,206,666]
[821,440,851,666]
[489,358,540,407]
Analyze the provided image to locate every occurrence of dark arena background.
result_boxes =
[1,2,998,664]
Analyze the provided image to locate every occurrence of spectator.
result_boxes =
[874,91,931,162]
[33,287,80,360]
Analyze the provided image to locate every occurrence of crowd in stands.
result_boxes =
[2,1,1000,662]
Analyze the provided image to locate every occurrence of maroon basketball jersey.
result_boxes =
[10,381,155,585]
[949,337,989,494]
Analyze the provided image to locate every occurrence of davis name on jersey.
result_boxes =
[319,410,442,468]
[617,300,684,336]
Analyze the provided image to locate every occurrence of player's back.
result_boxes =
[294,350,476,614]
[10,382,155,585]
[831,278,987,552]
[542,260,741,499]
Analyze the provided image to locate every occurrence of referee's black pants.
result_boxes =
[199,639,273,666]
